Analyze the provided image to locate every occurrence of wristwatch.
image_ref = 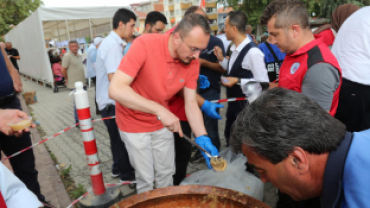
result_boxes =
[237,78,241,86]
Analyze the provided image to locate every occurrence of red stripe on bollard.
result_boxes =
[81,127,94,132]
[77,108,91,120]
[90,173,106,195]
[83,140,98,155]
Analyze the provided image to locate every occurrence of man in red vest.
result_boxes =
[260,0,342,206]
[263,0,342,117]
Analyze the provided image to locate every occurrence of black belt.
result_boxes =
[0,91,16,107]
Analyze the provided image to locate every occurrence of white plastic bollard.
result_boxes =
[73,82,106,195]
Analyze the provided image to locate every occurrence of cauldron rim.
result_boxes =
[112,185,270,208]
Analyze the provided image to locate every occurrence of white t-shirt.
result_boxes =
[332,6,370,85]
[219,36,269,91]
[95,31,124,111]
[218,34,231,52]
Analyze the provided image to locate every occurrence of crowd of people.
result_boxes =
[0,0,370,207]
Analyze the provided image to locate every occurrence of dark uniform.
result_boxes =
[0,50,45,203]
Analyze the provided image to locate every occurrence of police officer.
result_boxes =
[258,35,286,82]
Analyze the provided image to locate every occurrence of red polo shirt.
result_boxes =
[279,37,342,116]
[116,33,200,132]
[165,25,189,121]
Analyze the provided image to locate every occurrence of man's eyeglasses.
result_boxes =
[180,35,203,53]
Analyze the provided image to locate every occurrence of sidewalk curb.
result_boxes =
[19,94,73,208]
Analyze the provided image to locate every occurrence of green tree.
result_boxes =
[319,0,369,19]
[217,0,369,27]
[217,0,318,27]
[0,0,43,36]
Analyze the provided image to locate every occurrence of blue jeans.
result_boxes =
[200,88,221,151]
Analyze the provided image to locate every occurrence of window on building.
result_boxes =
[176,0,179,3]
[165,0,167,5]
[176,9,179,15]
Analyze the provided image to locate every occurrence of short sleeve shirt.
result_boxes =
[5,48,19,70]
[62,51,85,89]
[0,52,14,96]
[116,33,200,133]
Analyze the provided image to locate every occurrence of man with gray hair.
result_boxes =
[109,13,219,193]
[61,40,86,125]
[231,87,370,208]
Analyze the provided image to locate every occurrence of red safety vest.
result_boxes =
[279,37,342,116]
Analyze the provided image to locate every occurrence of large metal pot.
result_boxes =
[111,185,270,208]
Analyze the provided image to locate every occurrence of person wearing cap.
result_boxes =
[86,36,103,114]
[262,0,342,117]
[95,8,136,183]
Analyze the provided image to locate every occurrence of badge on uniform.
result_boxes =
[290,62,300,74]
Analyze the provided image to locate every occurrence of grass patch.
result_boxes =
[71,184,87,199]
[60,165,72,178]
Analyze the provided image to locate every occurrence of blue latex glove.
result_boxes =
[201,100,224,120]
[195,135,220,169]
[199,75,210,89]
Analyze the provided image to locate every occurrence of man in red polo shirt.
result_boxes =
[109,14,219,193]
[263,0,342,117]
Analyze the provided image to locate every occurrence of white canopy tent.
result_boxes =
[5,6,137,88]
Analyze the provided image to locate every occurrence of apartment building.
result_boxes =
[163,0,218,33]
[217,6,234,30]
[131,0,165,13]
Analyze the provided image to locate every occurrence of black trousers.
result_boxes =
[173,121,192,185]
[0,97,45,202]
[91,77,99,113]
[335,78,370,132]
[224,100,247,146]
[101,104,135,180]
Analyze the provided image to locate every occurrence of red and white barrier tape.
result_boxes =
[66,181,136,208]
[0,116,116,162]
[210,97,246,103]
[1,96,249,162]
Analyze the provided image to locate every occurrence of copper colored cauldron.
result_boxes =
[111,185,270,208]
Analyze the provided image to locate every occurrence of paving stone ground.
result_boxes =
[22,77,278,207]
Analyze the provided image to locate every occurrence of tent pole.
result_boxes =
[74,21,77,39]
[57,21,60,46]
[89,19,93,42]
[65,20,71,40]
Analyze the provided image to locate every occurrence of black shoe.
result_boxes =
[120,175,135,182]
[40,200,56,208]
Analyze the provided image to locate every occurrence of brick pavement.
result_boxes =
[21,78,277,207]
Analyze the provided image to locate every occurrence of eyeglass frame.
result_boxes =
[179,35,204,53]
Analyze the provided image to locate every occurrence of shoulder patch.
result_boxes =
[290,62,300,74]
